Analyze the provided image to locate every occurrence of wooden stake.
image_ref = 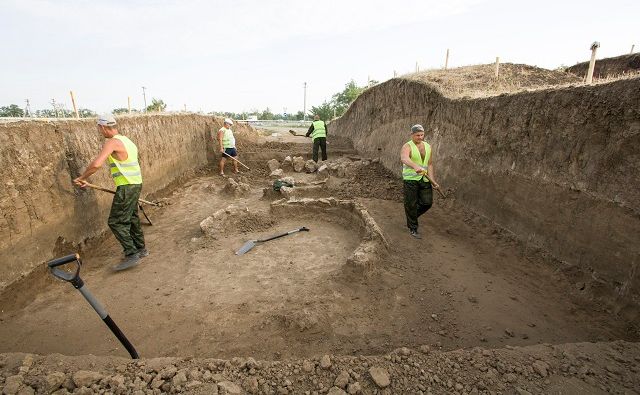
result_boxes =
[586,41,600,84]
[70,91,79,118]
[631,44,635,55]
[494,57,500,78]
[127,96,131,114]
[445,48,450,70]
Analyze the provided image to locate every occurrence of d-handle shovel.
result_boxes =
[235,227,310,255]
[47,253,139,359]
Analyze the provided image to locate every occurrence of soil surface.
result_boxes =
[1,137,638,394]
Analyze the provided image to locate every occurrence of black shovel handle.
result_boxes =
[47,254,82,287]
[47,253,80,268]
[259,227,309,242]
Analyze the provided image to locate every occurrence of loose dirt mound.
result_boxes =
[567,53,640,79]
[2,340,638,394]
[404,63,581,98]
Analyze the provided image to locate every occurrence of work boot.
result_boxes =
[410,229,422,239]
[113,254,140,271]
[136,247,149,258]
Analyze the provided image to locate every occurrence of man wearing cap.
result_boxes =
[400,124,440,239]
[73,114,148,270]
[305,114,328,163]
[217,118,239,176]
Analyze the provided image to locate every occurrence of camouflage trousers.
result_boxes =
[108,184,145,256]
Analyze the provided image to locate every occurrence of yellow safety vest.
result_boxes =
[402,140,431,182]
[108,135,142,186]
[311,120,326,140]
[220,127,236,148]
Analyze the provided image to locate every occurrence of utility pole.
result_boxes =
[128,96,131,114]
[142,86,147,112]
[51,99,58,118]
[303,82,307,121]
[70,91,79,118]
[24,99,31,117]
[586,41,600,84]
[445,48,450,70]
[631,44,635,54]
[495,57,500,78]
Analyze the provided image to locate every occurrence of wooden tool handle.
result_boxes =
[81,182,159,206]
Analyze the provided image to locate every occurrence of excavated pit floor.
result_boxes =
[0,136,637,363]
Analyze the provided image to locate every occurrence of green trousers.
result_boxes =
[108,184,145,256]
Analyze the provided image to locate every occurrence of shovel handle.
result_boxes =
[47,253,79,268]
[81,183,160,206]
[259,227,309,242]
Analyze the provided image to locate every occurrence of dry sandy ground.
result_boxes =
[0,138,638,394]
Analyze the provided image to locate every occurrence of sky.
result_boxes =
[1,0,638,115]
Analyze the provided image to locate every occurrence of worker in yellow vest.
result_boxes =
[400,124,440,239]
[73,114,147,271]
[217,118,239,176]
[305,114,328,162]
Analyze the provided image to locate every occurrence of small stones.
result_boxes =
[304,160,318,173]
[293,156,306,172]
[327,386,347,395]
[532,360,549,377]
[45,372,66,392]
[72,371,103,388]
[270,169,285,178]
[302,360,315,373]
[267,159,280,172]
[2,375,23,395]
[334,371,350,388]
[369,367,390,388]
[347,382,362,394]
[218,380,243,394]
[320,355,332,369]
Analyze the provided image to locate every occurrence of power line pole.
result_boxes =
[142,86,147,112]
[303,82,307,121]
[51,99,58,118]
[24,99,31,117]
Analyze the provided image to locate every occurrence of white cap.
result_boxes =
[224,118,233,125]
[97,113,117,126]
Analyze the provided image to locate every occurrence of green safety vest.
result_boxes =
[402,140,431,182]
[311,120,326,140]
[108,135,142,186]
[220,127,235,148]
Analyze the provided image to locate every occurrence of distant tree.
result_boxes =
[0,104,24,117]
[331,80,365,117]
[146,98,167,112]
[112,108,130,115]
[310,101,333,121]
[294,110,305,120]
[78,108,97,118]
[260,107,274,120]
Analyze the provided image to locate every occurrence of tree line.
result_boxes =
[1,79,372,120]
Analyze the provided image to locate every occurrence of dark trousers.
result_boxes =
[312,137,327,162]
[108,184,145,256]
[403,180,433,231]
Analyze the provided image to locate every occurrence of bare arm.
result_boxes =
[217,130,224,152]
[73,139,119,186]
[400,144,423,172]
[426,154,440,189]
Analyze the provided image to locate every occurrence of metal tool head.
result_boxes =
[235,240,258,255]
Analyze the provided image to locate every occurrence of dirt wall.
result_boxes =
[0,114,256,290]
[331,77,640,310]
[567,53,640,79]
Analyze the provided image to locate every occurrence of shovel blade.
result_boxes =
[235,240,257,255]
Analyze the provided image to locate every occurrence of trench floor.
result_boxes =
[0,137,636,360]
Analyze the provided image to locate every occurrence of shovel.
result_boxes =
[288,130,307,137]
[236,227,310,255]
[46,253,139,359]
